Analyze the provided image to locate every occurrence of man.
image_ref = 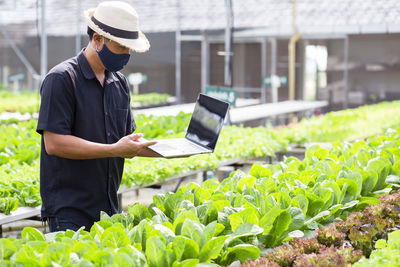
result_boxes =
[36,1,159,232]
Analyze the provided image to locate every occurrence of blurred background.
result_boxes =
[0,0,399,110]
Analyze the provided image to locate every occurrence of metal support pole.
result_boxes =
[40,0,47,81]
[175,0,182,103]
[261,38,267,103]
[28,69,33,91]
[117,193,122,212]
[2,66,8,88]
[343,36,349,109]
[75,0,82,54]
[289,0,300,101]
[201,34,209,93]
[270,38,277,102]
[224,0,233,87]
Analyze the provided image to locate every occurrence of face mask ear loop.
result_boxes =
[95,37,105,52]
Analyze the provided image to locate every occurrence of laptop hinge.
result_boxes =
[185,136,213,152]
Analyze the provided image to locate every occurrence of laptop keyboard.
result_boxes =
[177,140,206,152]
[155,139,207,153]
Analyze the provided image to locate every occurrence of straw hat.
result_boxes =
[84,1,150,53]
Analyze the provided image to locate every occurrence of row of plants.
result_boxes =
[0,113,192,166]
[0,89,171,115]
[0,103,392,198]
[241,190,400,266]
[0,90,41,115]
[0,163,40,215]
[135,100,400,148]
[122,125,287,187]
[0,120,40,166]
[3,100,400,168]
[0,114,191,167]
[1,101,400,212]
[0,122,287,214]
[282,100,400,143]
[0,125,398,265]
[131,93,171,106]
[0,113,288,188]
[133,112,190,139]
[353,229,400,266]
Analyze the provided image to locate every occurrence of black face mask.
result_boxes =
[96,39,130,72]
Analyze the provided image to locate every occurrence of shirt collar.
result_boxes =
[78,48,120,84]
[78,48,96,80]
[105,71,119,84]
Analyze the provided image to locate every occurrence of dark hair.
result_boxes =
[87,26,95,41]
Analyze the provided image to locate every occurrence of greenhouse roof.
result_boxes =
[0,0,399,38]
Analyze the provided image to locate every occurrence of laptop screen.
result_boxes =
[185,94,229,150]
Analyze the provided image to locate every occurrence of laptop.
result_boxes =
[147,93,229,158]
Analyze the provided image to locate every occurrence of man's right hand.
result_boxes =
[111,133,158,158]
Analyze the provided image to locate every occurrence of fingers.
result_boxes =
[131,140,157,158]
[141,140,158,147]
[129,134,157,147]
[130,133,143,141]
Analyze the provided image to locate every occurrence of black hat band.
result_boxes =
[91,16,139,39]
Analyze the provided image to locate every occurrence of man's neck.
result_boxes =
[83,44,106,86]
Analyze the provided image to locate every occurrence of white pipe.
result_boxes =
[343,36,349,109]
[224,0,233,87]
[201,34,209,93]
[270,38,277,102]
[75,0,81,55]
[40,0,47,81]
[175,0,181,103]
[261,38,267,103]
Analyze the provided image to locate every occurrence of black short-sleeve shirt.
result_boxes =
[36,50,136,230]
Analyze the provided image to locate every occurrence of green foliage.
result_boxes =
[0,163,40,214]
[131,93,170,105]
[353,229,400,266]
[1,126,400,265]
[281,100,400,143]
[0,91,171,115]
[122,124,287,187]
[0,121,40,211]
[0,120,40,165]
[2,101,400,214]
[0,114,287,213]
[0,90,41,114]
[133,112,191,139]
[243,188,400,266]
[2,101,400,264]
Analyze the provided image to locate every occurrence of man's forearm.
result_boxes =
[44,131,116,159]
[43,131,159,159]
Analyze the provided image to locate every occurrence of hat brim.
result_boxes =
[84,8,150,53]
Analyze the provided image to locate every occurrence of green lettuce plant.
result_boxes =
[353,229,400,266]
[0,126,400,265]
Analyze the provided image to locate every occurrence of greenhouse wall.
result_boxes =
[0,31,399,107]
[325,33,400,108]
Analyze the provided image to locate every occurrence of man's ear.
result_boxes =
[92,33,103,49]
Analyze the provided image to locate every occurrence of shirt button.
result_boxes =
[107,132,111,136]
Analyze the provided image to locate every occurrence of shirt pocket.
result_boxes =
[113,108,128,138]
